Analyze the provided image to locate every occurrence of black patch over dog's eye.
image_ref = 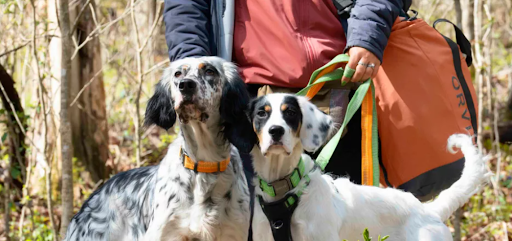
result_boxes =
[174,71,182,78]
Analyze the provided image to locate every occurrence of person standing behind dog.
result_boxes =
[163,0,410,185]
[163,0,410,238]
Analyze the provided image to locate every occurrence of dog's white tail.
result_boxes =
[423,134,490,222]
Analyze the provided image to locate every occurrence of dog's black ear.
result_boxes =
[220,64,257,153]
[144,80,176,130]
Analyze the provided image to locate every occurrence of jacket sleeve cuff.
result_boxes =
[343,0,404,64]
[344,38,384,64]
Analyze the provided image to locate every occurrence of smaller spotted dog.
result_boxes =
[248,93,489,241]
[64,56,256,241]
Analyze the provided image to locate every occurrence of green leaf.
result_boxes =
[381,235,390,241]
[11,167,21,180]
[363,228,370,241]
[1,132,7,142]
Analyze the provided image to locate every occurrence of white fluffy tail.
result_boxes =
[424,134,490,222]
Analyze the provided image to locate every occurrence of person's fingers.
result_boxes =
[362,64,373,81]
[342,53,359,83]
[351,58,368,82]
[369,64,380,79]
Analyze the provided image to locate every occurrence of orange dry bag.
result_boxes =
[374,18,478,200]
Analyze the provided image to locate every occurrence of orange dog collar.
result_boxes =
[181,148,230,173]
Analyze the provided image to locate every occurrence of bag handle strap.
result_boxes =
[296,54,379,187]
[433,18,473,67]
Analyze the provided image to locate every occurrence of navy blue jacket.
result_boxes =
[163,0,412,64]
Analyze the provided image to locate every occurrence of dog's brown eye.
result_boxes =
[257,110,267,118]
[174,71,182,78]
[285,109,296,117]
[205,69,214,76]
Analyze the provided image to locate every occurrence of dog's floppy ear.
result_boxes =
[144,78,176,130]
[220,62,257,153]
[297,96,333,153]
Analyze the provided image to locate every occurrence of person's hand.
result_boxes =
[342,47,381,83]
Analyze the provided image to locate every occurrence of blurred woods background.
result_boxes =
[0,0,510,240]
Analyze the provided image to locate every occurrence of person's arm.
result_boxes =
[341,0,412,83]
[345,0,407,62]
[163,0,215,61]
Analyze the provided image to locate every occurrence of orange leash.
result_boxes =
[361,88,375,186]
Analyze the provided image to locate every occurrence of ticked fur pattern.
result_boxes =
[64,56,257,241]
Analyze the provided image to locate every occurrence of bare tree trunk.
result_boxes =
[59,0,74,238]
[131,0,143,167]
[462,0,475,41]
[474,0,484,154]
[454,0,463,28]
[0,64,26,183]
[484,0,494,153]
[508,65,512,113]
[146,0,157,84]
[70,0,111,183]
[0,63,22,241]
[453,208,463,241]
[2,156,11,241]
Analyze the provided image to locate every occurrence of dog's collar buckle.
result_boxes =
[258,158,306,197]
[272,179,293,197]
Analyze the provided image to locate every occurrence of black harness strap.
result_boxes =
[258,194,300,241]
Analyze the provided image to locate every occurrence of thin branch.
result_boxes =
[69,67,103,106]
[138,2,163,52]
[54,0,61,32]
[0,80,45,158]
[130,0,141,50]
[29,0,58,238]
[131,0,143,167]
[0,42,30,58]
[474,0,484,154]
[70,0,92,34]
[69,0,144,58]
[89,3,100,29]
[142,59,170,76]
[17,156,33,239]
[70,52,120,106]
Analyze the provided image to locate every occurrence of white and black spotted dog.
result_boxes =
[248,93,490,241]
[64,56,257,241]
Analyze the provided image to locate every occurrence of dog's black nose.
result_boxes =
[268,125,285,141]
[178,79,197,95]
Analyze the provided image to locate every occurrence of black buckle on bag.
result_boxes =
[332,0,354,19]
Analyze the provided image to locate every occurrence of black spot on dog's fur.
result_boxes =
[224,190,232,201]
[313,134,320,146]
[319,122,330,140]
[167,193,176,208]
[306,123,312,129]
[159,184,167,193]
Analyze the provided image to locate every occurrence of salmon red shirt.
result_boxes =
[233,0,347,88]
